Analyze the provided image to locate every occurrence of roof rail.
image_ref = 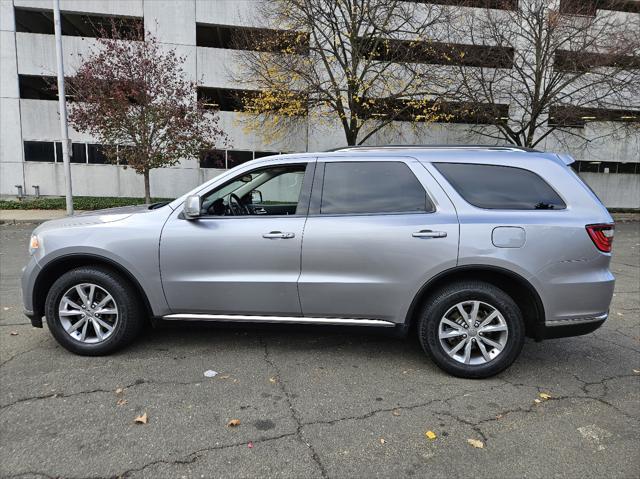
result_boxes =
[325,144,540,153]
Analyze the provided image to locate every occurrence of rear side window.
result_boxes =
[434,163,566,210]
[320,161,433,214]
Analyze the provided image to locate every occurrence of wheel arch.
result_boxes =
[32,253,154,322]
[405,265,546,340]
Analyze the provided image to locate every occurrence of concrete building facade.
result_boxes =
[1,0,638,207]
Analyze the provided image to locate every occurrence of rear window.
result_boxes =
[434,163,566,210]
[321,161,433,214]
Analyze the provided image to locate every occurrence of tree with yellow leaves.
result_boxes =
[233,0,454,146]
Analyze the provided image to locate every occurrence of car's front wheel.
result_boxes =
[418,281,525,378]
[44,266,144,355]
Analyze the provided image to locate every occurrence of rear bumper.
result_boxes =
[541,312,607,339]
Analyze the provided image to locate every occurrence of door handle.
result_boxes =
[412,230,447,238]
[262,231,295,239]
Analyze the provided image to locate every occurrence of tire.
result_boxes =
[418,281,525,379]
[44,266,144,355]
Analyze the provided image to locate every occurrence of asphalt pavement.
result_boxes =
[1,222,638,478]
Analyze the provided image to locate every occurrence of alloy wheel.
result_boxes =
[58,283,119,344]
[438,300,508,365]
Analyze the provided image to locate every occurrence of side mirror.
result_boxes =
[251,189,263,204]
[183,195,202,219]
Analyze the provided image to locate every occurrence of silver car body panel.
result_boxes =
[22,147,615,335]
[298,156,459,323]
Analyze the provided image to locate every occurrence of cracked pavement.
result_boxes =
[1,222,639,478]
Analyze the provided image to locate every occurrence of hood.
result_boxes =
[34,204,155,233]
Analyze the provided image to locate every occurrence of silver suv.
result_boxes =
[21,146,615,378]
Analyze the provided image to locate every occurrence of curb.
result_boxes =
[0,219,50,225]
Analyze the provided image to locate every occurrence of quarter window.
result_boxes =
[434,163,566,210]
[320,161,433,214]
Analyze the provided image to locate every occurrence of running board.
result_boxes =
[162,313,396,328]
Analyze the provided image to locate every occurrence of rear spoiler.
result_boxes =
[556,153,575,166]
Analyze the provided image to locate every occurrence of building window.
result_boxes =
[71,143,87,163]
[14,7,143,39]
[227,150,254,169]
[200,150,285,169]
[254,151,280,159]
[196,24,309,53]
[549,106,640,127]
[414,1,518,9]
[359,98,509,125]
[19,75,59,100]
[198,87,260,111]
[554,51,640,72]
[87,144,108,163]
[358,37,514,69]
[573,160,639,174]
[24,141,55,162]
[559,0,640,15]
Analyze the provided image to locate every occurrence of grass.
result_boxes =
[0,196,173,211]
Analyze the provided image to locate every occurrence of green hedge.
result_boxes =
[0,196,173,210]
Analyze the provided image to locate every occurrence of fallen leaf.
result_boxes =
[115,387,124,395]
[204,370,218,378]
[9,331,18,336]
[227,419,241,427]
[467,438,484,449]
[425,430,437,440]
[539,393,552,400]
[117,398,127,406]
[269,376,278,384]
[379,438,386,444]
[496,414,503,419]
[248,441,254,448]
[392,409,401,417]
[534,399,542,404]
[134,412,148,424]
[633,369,640,374]
[219,375,230,380]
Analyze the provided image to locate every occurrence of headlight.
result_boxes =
[29,234,40,255]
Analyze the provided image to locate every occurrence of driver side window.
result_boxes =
[200,164,307,217]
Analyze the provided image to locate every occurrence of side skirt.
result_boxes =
[161,313,396,328]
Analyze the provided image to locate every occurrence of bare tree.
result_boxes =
[68,22,228,202]
[441,0,640,148]
[232,0,454,146]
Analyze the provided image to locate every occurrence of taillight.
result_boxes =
[586,223,615,253]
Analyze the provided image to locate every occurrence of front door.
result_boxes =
[160,160,314,316]
[298,158,459,323]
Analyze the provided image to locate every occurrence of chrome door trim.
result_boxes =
[162,313,396,327]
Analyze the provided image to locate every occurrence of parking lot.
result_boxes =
[1,221,638,478]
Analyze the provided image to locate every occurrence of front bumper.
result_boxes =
[21,257,42,327]
[541,312,607,339]
[24,309,43,328]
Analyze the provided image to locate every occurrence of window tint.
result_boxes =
[320,162,432,214]
[434,163,566,210]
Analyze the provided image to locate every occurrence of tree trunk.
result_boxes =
[143,169,151,204]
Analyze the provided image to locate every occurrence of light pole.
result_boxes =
[52,0,74,215]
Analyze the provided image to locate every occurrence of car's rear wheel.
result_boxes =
[418,281,525,378]
[44,266,144,355]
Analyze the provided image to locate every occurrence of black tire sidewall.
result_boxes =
[419,282,525,379]
[45,267,141,355]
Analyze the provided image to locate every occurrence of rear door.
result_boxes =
[298,157,459,323]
